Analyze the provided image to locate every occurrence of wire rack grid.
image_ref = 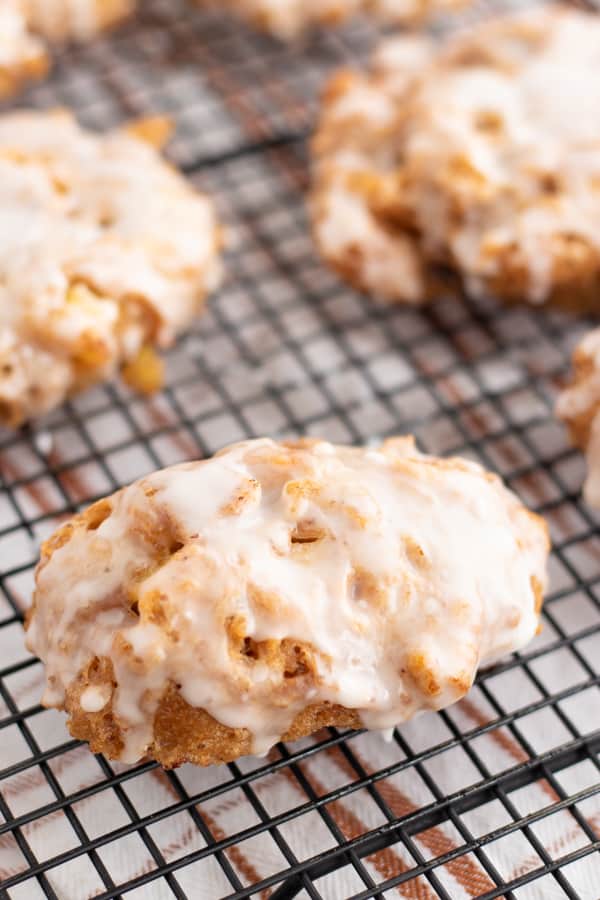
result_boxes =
[0,1,599,898]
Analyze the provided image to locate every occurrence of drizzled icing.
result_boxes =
[0,110,221,425]
[27,437,549,764]
[312,7,600,306]
[556,329,600,508]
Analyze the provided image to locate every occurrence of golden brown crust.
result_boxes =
[0,53,49,98]
[559,344,599,451]
[94,0,134,33]
[555,329,600,510]
[480,235,600,314]
[314,148,600,315]
[64,656,361,767]
[566,415,593,454]
[0,0,49,98]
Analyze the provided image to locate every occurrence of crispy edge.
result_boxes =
[312,175,600,311]
[63,657,361,767]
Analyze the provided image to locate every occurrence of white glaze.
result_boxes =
[0,110,221,424]
[80,684,111,712]
[27,437,549,764]
[312,8,600,305]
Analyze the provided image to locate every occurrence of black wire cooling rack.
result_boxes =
[1,1,599,898]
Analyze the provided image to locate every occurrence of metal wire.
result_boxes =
[0,1,599,898]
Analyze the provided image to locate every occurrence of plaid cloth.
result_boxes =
[1,1,599,897]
